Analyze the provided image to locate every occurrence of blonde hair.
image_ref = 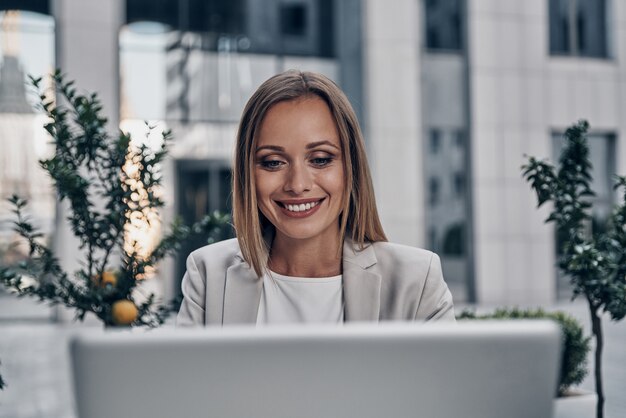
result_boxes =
[232,70,387,277]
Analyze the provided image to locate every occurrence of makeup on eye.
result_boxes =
[257,155,335,170]
[310,155,334,167]
[255,150,338,169]
[258,159,285,170]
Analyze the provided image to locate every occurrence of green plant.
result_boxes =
[458,307,590,396]
[0,71,230,327]
[522,120,626,418]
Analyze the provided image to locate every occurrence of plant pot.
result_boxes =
[553,389,597,418]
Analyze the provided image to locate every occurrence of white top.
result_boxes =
[256,270,344,325]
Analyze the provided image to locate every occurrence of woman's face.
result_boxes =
[254,96,345,243]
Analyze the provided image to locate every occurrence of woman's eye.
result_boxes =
[311,157,333,167]
[260,160,284,169]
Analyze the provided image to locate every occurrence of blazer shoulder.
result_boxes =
[370,241,435,267]
[187,238,242,268]
[368,241,439,289]
[357,241,455,321]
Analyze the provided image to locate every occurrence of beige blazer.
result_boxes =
[176,238,455,326]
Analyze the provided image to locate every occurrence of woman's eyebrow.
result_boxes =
[256,145,284,152]
[306,140,340,150]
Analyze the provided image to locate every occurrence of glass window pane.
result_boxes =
[577,0,607,57]
[429,177,440,206]
[126,0,333,57]
[174,161,235,291]
[424,0,463,51]
[453,172,465,197]
[280,3,307,36]
[549,0,608,57]
[429,129,441,154]
[549,0,571,54]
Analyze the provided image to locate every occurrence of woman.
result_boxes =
[177,70,454,326]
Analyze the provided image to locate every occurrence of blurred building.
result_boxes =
[2,0,625,308]
[0,11,54,270]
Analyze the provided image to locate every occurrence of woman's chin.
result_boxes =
[274,225,339,243]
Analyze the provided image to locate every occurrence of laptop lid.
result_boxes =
[70,321,560,418]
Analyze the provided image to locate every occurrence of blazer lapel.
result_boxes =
[223,257,263,325]
[221,235,381,324]
[223,228,274,325]
[342,239,381,322]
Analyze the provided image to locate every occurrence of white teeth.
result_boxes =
[284,201,320,212]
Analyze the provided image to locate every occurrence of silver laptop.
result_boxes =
[70,321,560,418]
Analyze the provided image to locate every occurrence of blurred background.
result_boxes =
[2,0,625,309]
[0,0,625,417]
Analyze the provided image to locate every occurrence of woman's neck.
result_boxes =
[268,232,343,278]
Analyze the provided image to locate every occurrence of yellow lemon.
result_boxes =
[111,300,138,326]
[92,270,117,289]
[100,271,117,289]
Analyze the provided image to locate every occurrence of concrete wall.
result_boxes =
[362,0,425,247]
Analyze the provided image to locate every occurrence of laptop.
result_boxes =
[70,321,561,418]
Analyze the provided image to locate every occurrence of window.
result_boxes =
[453,172,465,197]
[125,0,334,57]
[429,177,440,206]
[280,3,307,36]
[429,129,441,154]
[424,0,463,51]
[175,160,235,290]
[454,130,465,148]
[126,0,245,37]
[429,227,438,253]
[442,222,465,256]
[549,0,608,58]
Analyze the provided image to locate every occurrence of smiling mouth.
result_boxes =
[276,198,325,213]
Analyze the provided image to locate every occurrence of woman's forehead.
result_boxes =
[256,97,340,148]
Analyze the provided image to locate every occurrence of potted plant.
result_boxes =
[522,120,626,418]
[0,71,230,327]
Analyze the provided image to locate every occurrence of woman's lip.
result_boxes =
[277,199,324,218]
[276,198,325,205]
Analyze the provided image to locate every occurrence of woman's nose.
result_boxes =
[284,162,313,194]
